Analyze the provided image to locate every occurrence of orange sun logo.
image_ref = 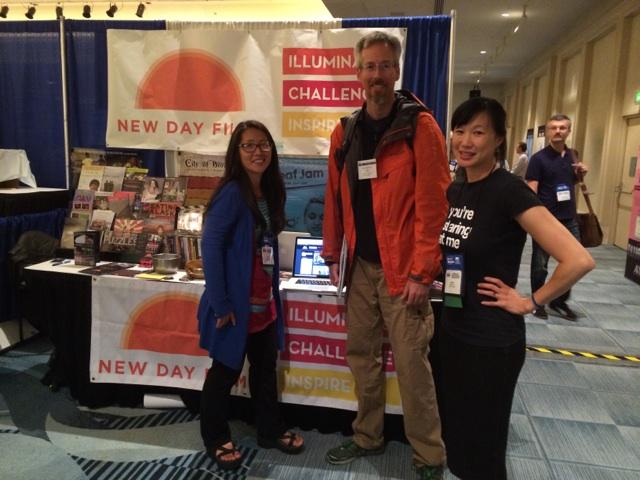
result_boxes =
[122,292,207,356]
[136,49,244,112]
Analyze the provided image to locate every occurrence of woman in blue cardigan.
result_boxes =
[198,120,304,470]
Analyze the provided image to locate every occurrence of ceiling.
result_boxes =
[322,0,603,85]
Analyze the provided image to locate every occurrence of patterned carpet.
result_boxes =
[1,243,639,479]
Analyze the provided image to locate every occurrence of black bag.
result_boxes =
[576,181,603,248]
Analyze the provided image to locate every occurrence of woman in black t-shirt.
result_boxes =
[438,97,594,480]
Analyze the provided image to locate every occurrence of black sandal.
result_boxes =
[258,431,305,454]
[209,443,243,471]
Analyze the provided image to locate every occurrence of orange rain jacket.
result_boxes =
[322,94,450,296]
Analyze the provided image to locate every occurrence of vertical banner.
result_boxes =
[533,125,546,153]
[625,146,640,285]
[106,28,405,155]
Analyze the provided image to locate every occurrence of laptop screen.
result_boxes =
[292,236,329,278]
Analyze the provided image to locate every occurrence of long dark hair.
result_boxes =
[450,96,507,168]
[207,120,286,234]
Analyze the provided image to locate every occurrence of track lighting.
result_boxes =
[136,2,145,18]
[55,5,63,19]
[0,5,8,19]
[25,5,36,19]
[106,3,118,17]
[82,4,91,19]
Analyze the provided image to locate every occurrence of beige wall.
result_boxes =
[504,0,640,244]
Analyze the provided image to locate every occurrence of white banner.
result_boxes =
[90,277,402,413]
[106,28,405,155]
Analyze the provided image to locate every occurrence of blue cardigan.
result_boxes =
[197,181,284,370]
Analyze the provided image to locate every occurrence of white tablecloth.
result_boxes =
[0,149,37,187]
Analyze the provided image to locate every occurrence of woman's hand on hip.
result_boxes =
[216,312,236,329]
[477,276,530,315]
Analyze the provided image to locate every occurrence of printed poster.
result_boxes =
[90,277,402,413]
[107,27,405,155]
[281,155,327,235]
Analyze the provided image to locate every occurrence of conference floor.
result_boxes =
[1,242,639,480]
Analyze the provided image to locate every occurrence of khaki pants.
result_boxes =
[346,257,445,466]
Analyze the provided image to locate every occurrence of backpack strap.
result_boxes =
[334,110,360,174]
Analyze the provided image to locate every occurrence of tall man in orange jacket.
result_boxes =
[322,31,450,480]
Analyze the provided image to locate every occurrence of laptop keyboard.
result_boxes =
[297,279,332,286]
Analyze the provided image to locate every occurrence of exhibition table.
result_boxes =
[23,260,443,435]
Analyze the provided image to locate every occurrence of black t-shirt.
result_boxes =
[353,106,396,263]
[439,168,541,346]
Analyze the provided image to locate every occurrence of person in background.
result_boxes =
[197,120,304,471]
[511,141,528,179]
[439,97,594,480]
[303,197,324,236]
[322,30,449,480]
[525,114,589,320]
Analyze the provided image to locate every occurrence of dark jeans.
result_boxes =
[530,217,580,306]
[438,328,525,480]
[200,322,286,450]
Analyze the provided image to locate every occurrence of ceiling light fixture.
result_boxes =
[513,25,520,33]
[501,13,510,17]
[0,5,8,18]
[106,3,118,17]
[82,4,91,18]
[136,2,145,18]
[25,4,35,19]
[55,4,63,19]
[480,50,487,54]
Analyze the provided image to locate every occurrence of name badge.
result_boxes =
[556,184,571,202]
[444,254,464,308]
[357,159,378,180]
[261,245,274,266]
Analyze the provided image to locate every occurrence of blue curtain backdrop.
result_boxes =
[0,17,450,187]
[342,16,451,132]
[64,20,166,177]
[0,21,65,187]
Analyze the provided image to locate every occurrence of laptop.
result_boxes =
[280,236,338,294]
[278,230,310,272]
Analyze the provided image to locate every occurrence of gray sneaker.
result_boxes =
[325,439,384,465]
[416,463,444,480]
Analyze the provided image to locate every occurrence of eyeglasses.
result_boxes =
[239,142,272,153]
[361,61,397,73]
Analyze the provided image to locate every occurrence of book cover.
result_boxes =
[141,177,165,202]
[108,191,137,219]
[89,209,115,231]
[78,262,135,276]
[113,218,144,234]
[69,147,105,189]
[61,217,88,249]
[141,201,181,219]
[93,192,111,211]
[100,166,126,193]
[142,217,175,235]
[101,232,149,263]
[77,165,105,191]
[74,230,101,266]
[160,177,187,203]
[70,189,95,224]
[122,167,148,193]
[176,205,205,234]
[105,151,143,168]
